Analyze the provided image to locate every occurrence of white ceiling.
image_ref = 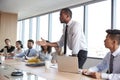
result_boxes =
[0,0,102,20]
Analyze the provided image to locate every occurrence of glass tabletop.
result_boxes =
[0,64,46,80]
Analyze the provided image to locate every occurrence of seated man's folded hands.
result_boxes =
[82,69,102,79]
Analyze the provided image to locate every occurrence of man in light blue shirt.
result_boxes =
[15,39,37,59]
[82,29,120,80]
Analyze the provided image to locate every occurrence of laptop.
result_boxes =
[57,56,79,73]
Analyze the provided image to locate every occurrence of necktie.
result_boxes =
[64,25,68,54]
[26,49,30,56]
[109,54,114,73]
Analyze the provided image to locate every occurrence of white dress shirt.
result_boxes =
[14,49,24,54]
[89,46,120,80]
[14,48,24,57]
[38,51,52,61]
[57,20,87,54]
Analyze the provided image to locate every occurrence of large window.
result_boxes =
[17,21,22,40]
[23,19,30,49]
[30,17,37,41]
[51,12,63,52]
[51,12,63,42]
[71,6,84,27]
[39,14,48,40]
[87,0,111,58]
[116,0,120,29]
[30,17,37,48]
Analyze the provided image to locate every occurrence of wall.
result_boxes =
[0,12,17,49]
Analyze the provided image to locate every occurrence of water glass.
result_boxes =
[45,60,51,69]
[0,56,5,64]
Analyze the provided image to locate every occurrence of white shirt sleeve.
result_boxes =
[102,73,120,80]
[71,23,85,54]
[89,67,120,80]
[57,34,64,47]
[57,27,65,47]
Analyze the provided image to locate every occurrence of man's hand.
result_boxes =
[82,69,101,79]
[36,38,47,46]
[89,72,101,79]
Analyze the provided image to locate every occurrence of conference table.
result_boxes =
[0,59,102,80]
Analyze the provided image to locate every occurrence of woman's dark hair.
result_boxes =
[41,40,52,54]
[16,40,23,48]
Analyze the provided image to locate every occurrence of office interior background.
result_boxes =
[0,0,120,65]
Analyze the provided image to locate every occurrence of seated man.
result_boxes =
[15,39,38,59]
[0,38,15,57]
[82,29,120,80]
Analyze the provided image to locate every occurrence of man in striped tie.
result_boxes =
[82,29,120,80]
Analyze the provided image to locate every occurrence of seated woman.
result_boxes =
[14,40,24,58]
[38,40,52,61]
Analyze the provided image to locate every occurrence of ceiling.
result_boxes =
[0,0,102,20]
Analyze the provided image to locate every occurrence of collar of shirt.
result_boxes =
[66,20,74,32]
[27,48,35,52]
[111,46,120,57]
[67,19,72,27]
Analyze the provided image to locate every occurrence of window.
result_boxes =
[51,12,63,52]
[87,0,111,58]
[17,21,22,40]
[30,17,37,48]
[23,19,30,48]
[51,12,63,42]
[71,6,84,27]
[116,0,120,29]
[30,18,37,41]
[40,14,48,40]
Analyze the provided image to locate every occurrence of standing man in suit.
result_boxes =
[36,8,87,69]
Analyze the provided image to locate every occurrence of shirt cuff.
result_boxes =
[89,66,99,72]
[56,42,61,47]
[101,73,109,79]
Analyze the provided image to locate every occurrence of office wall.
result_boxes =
[0,12,17,49]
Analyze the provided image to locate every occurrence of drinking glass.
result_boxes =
[0,56,5,64]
